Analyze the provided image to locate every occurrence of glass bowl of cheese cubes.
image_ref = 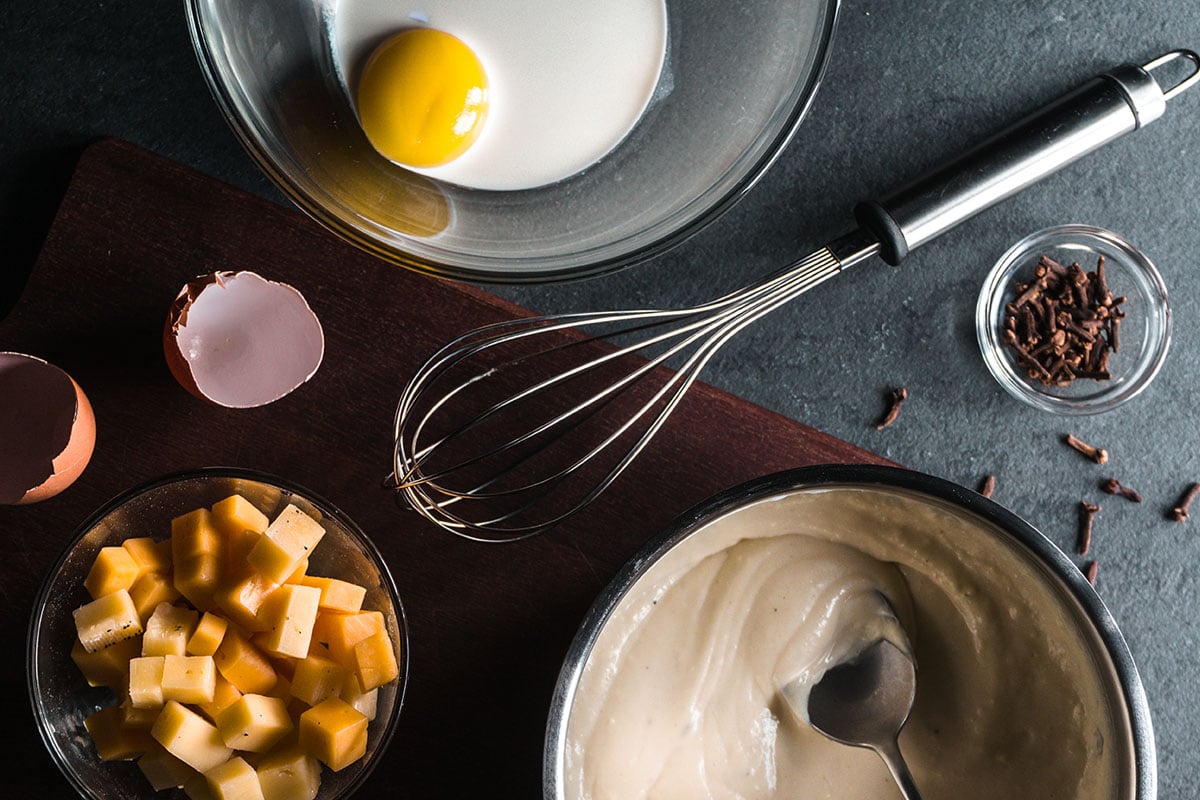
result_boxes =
[27,468,408,800]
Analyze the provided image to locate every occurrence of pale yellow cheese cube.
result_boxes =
[300,575,365,614]
[73,589,143,653]
[121,697,161,730]
[123,536,173,573]
[258,584,321,659]
[188,612,230,656]
[130,570,182,623]
[213,630,277,694]
[206,756,265,800]
[289,651,346,707]
[70,635,141,688]
[215,694,293,752]
[247,505,325,584]
[163,654,217,705]
[152,700,234,773]
[211,494,270,538]
[85,704,154,761]
[256,745,320,800]
[138,741,197,791]
[339,671,378,720]
[298,697,368,772]
[84,546,144,600]
[144,602,200,657]
[128,655,166,708]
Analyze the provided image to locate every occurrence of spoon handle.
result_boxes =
[874,738,924,800]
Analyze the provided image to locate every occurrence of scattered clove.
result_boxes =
[1077,501,1099,556]
[1062,433,1108,464]
[1101,477,1142,503]
[874,387,908,431]
[978,474,996,498]
[1002,254,1125,386]
[1084,560,1099,586]
[1169,482,1200,522]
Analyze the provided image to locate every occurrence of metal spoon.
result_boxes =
[804,638,924,799]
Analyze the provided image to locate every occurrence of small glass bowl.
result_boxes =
[976,224,1170,415]
[27,468,409,800]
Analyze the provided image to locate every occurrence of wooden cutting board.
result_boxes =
[0,138,891,797]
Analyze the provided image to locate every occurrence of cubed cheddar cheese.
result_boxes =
[121,697,161,731]
[311,610,383,667]
[172,508,223,561]
[215,693,293,752]
[184,771,218,800]
[289,651,346,707]
[74,589,143,653]
[188,612,230,656]
[352,628,399,692]
[197,674,245,723]
[85,704,155,761]
[163,654,217,705]
[339,671,378,721]
[248,505,325,585]
[213,629,277,694]
[128,655,166,708]
[175,553,221,612]
[130,571,183,623]
[84,546,144,600]
[144,602,201,657]
[258,584,321,659]
[71,635,141,688]
[123,536,173,574]
[215,572,279,632]
[206,756,265,800]
[300,576,365,614]
[211,494,270,539]
[256,745,320,800]
[151,700,234,773]
[138,742,196,791]
[299,697,368,772]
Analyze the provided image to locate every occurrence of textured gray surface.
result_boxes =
[2,1,1199,796]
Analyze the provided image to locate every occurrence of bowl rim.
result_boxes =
[184,0,843,285]
[542,463,1156,800]
[27,466,410,800]
[975,223,1172,415]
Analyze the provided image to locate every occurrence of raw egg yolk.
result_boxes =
[357,28,489,169]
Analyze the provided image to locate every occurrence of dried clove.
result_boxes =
[1169,482,1200,522]
[1002,255,1125,386]
[978,474,996,498]
[1062,433,1108,464]
[874,387,908,431]
[1084,560,1099,586]
[1077,501,1099,556]
[1101,477,1142,503]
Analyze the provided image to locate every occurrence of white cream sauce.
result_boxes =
[564,486,1130,800]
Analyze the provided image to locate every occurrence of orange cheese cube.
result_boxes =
[300,576,365,614]
[121,697,161,731]
[289,651,346,707]
[353,628,399,692]
[123,536,173,574]
[130,571,183,623]
[247,505,325,585]
[211,494,270,539]
[215,694,293,752]
[188,612,230,656]
[213,630,277,694]
[172,508,222,561]
[214,573,279,632]
[84,546,144,599]
[197,674,244,723]
[85,704,155,761]
[298,697,368,772]
[311,610,382,667]
[175,553,221,612]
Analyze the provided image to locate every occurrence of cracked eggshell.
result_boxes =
[163,270,325,408]
[0,352,96,505]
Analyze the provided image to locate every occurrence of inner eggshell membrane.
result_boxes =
[165,271,325,408]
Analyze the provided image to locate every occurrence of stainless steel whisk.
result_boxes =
[389,50,1199,541]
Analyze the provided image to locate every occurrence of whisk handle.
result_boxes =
[855,50,1198,266]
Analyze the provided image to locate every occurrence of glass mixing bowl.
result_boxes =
[28,468,409,800]
[186,0,839,282]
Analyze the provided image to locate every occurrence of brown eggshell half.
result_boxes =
[163,270,325,408]
[0,352,97,505]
